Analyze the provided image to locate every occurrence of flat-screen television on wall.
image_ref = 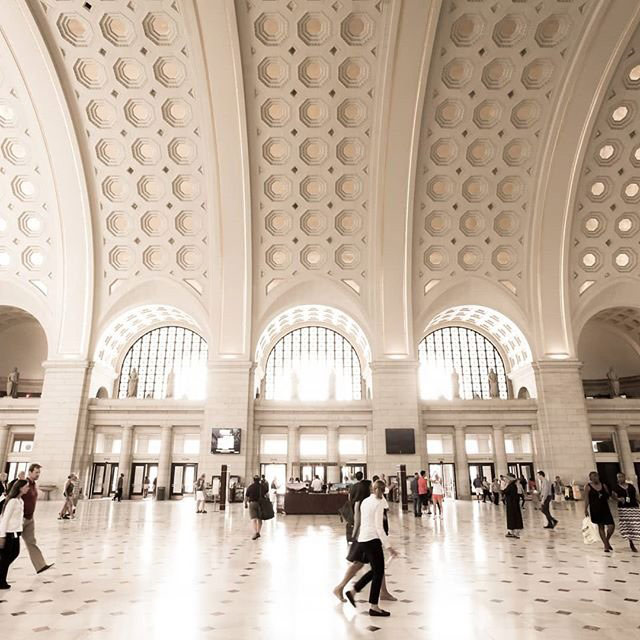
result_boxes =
[211,428,241,454]
[385,428,416,454]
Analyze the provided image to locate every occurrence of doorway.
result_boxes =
[468,463,495,493]
[260,463,287,494]
[5,461,28,482]
[170,463,198,498]
[596,461,621,492]
[340,464,367,482]
[301,464,327,484]
[108,464,119,496]
[429,463,457,499]
[507,462,534,484]
[130,463,158,498]
[90,463,107,497]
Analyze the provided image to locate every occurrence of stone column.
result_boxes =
[532,361,595,485]
[492,424,508,477]
[370,361,421,476]
[79,424,94,499]
[287,425,298,479]
[32,360,92,491]
[119,424,134,499]
[0,423,9,473]
[157,424,172,496]
[454,424,469,499]
[616,423,636,482]
[327,424,340,483]
[201,361,252,482]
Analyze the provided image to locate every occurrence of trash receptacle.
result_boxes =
[156,486,166,501]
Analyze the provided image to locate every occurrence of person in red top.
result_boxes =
[22,464,53,574]
[418,470,431,516]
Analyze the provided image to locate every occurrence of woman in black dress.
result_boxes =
[504,474,523,539]
[612,472,640,553]
[584,471,615,552]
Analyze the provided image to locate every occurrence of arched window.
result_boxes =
[418,326,508,400]
[265,326,362,401]
[118,326,207,400]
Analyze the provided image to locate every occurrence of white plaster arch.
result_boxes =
[573,279,640,342]
[528,1,640,360]
[417,275,534,360]
[254,304,374,397]
[3,1,94,359]
[0,280,54,358]
[254,276,374,359]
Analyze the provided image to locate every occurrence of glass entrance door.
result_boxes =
[468,463,495,494]
[91,463,106,497]
[340,464,367,482]
[428,463,457,499]
[108,464,119,495]
[130,463,158,497]
[507,462,534,484]
[260,463,287,495]
[170,463,198,497]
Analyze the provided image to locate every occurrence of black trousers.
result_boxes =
[115,488,123,502]
[541,496,555,525]
[353,539,385,605]
[0,533,21,585]
[492,491,500,505]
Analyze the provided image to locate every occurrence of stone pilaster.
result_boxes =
[327,424,340,483]
[80,424,94,498]
[157,424,172,495]
[370,361,421,477]
[32,360,91,492]
[492,424,507,477]
[119,424,133,499]
[201,361,252,481]
[616,423,636,483]
[454,424,470,499]
[287,424,298,479]
[532,360,595,485]
[0,423,9,473]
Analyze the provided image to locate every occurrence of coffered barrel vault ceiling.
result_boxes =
[236,0,390,309]
[2,0,635,362]
[570,23,640,302]
[413,0,593,311]
[32,0,210,305]
[0,28,58,301]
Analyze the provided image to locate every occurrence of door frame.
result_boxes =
[90,462,107,497]
[507,462,534,483]
[428,462,457,499]
[130,463,159,497]
[468,462,495,493]
[107,463,119,496]
[340,463,367,481]
[170,462,198,497]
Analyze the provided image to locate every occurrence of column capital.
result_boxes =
[454,423,466,432]
[616,422,630,431]
[492,423,505,431]
[531,359,583,375]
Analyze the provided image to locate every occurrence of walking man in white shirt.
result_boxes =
[537,470,558,529]
[310,475,323,492]
[344,480,398,617]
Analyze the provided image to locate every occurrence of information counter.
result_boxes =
[284,491,348,515]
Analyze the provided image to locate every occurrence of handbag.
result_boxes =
[338,499,354,526]
[258,496,274,521]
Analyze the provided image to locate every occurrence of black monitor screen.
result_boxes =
[211,428,241,454]
[385,428,416,454]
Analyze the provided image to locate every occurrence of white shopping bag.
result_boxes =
[581,517,599,545]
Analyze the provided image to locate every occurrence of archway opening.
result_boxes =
[578,307,640,398]
[265,326,362,401]
[0,305,48,398]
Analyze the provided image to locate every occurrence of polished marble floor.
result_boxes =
[1,495,639,639]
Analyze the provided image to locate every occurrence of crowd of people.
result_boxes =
[0,462,639,599]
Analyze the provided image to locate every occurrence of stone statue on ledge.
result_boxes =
[127,368,139,398]
[607,366,620,398]
[451,369,460,399]
[6,367,19,398]
[488,368,499,399]
[165,368,175,399]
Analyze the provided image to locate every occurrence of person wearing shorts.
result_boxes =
[431,476,444,518]
[195,474,207,514]
[245,475,267,540]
